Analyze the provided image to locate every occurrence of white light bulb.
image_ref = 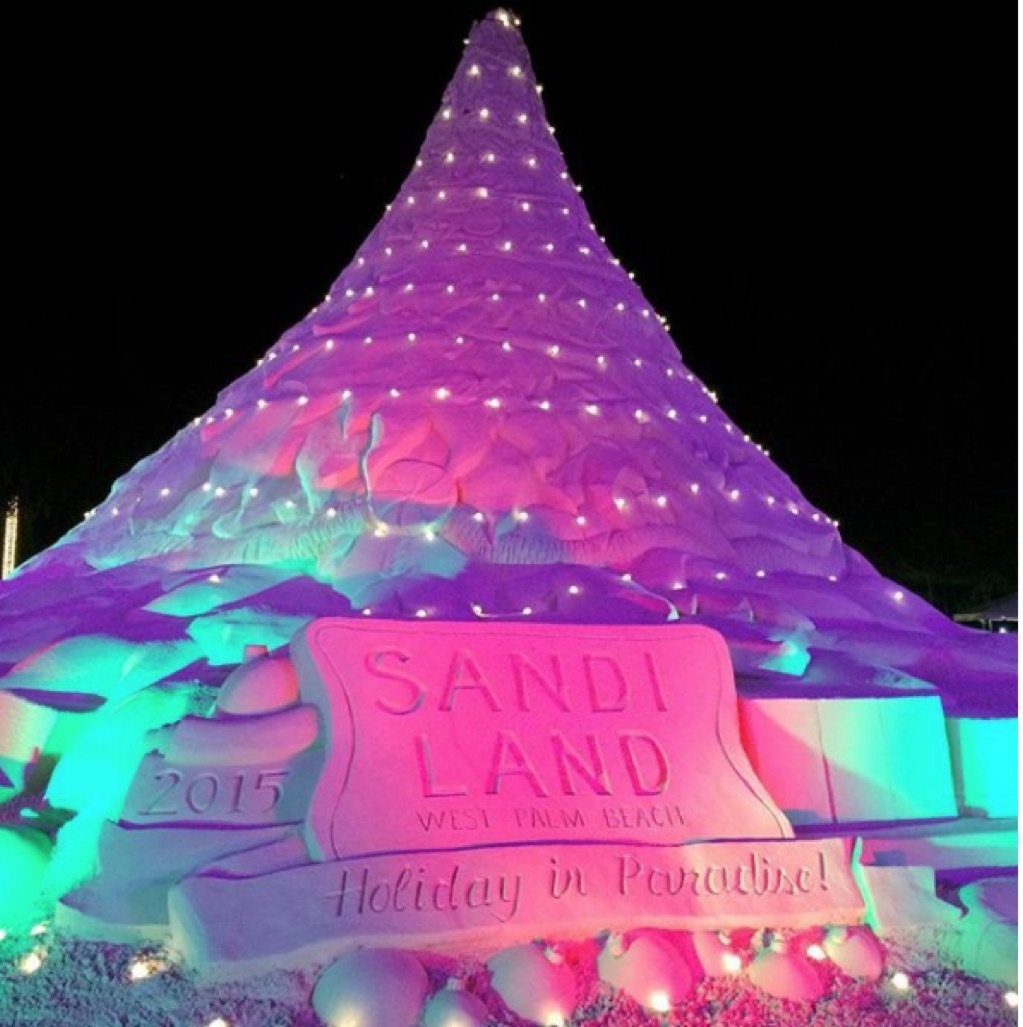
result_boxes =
[468,64,481,76]
[516,511,529,522]
[690,483,700,494]
[501,341,513,351]
[501,240,513,251]
[484,397,501,408]
[473,512,486,522]
[656,495,668,507]
[257,398,268,409]
[722,952,742,973]
[129,959,152,981]
[893,590,905,601]
[522,606,533,615]
[457,242,468,253]
[490,292,501,302]
[517,112,528,124]
[568,585,580,595]
[597,355,607,367]
[547,344,561,357]
[538,399,551,410]
[614,497,627,511]
[729,489,741,500]
[527,156,539,168]
[890,972,911,992]
[435,387,451,399]
[575,515,586,525]
[806,944,826,961]
[325,339,335,350]
[384,246,393,256]
[577,298,587,308]
[364,336,374,345]
[484,152,496,163]
[441,107,452,120]
[446,283,455,294]
[444,150,455,163]
[755,569,766,578]
[415,609,428,618]
[479,107,490,120]
[476,187,489,199]
[584,403,600,415]
[19,951,44,975]
[520,201,531,211]
[404,282,414,292]
[615,302,626,312]
[715,571,728,581]
[389,388,401,398]
[455,335,465,344]
[419,239,429,249]
[543,241,554,252]
[648,991,672,1014]
[297,396,309,406]
[437,189,447,200]
[509,65,523,77]
[159,487,170,497]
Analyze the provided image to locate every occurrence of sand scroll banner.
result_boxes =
[171,836,865,978]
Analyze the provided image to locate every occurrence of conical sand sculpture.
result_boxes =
[1,12,1012,719]
[0,9,1015,1013]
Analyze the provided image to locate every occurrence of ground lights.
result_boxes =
[0,882,1013,1021]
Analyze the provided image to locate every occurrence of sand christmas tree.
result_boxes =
[0,9,1015,1025]
[0,10,1012,714]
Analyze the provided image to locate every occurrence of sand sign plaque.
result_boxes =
[295,620,791,857]
[168,620,865,977]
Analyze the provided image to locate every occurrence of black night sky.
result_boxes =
[1,3,1014,616]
